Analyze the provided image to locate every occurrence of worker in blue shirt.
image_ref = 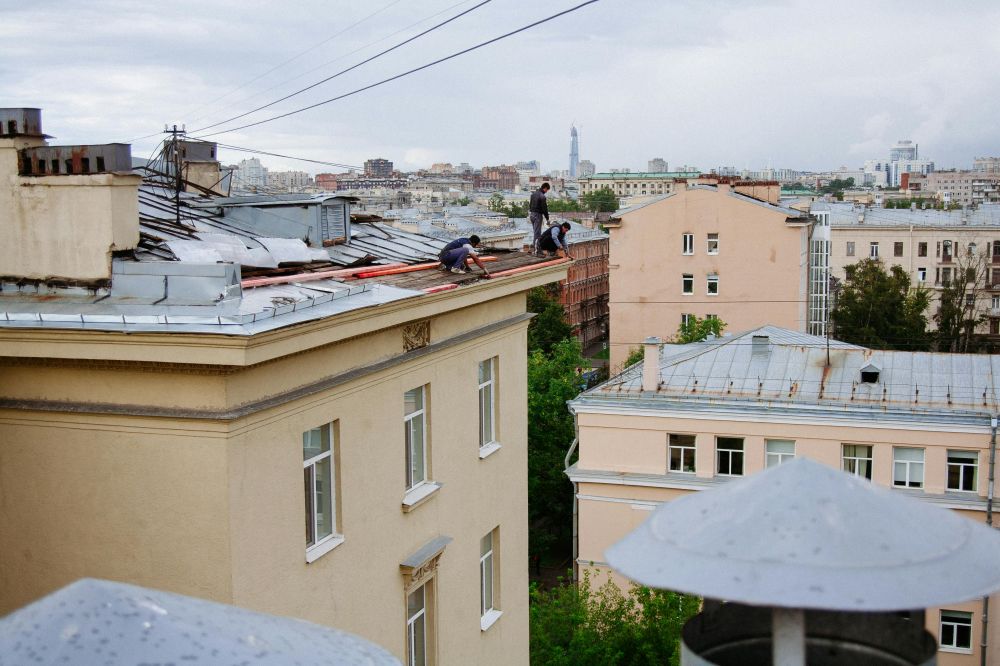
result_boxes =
[437,235,491,275]
[538,222,573,259]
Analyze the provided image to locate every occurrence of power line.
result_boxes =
[179,0,407,122]
[208,140,363,171]
[189,0,493,134]
[191,0,601,138]
[187,0,479,129]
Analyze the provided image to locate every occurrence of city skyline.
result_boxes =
[2,1,999,173]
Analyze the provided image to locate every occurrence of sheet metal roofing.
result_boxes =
[612,188,809,220]
[579,325,1000,419]
[584,171,702,179]
[813,201,1000,228]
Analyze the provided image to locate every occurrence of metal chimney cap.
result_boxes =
[606,458,1000,611]
[0,578,400,665]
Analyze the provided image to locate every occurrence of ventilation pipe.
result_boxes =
[642,336,662,392]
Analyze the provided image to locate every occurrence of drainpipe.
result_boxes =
[564,408,580,582]
[982,415,998,666]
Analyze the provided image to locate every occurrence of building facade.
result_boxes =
[577,160,596,178]
[578,171,701,199]
[604,178,811,368]
[558,227,609,351]
[568,326,1000,665]
[647,158,668,173]
[0,108,570,666]
[364,158,393,178]
[975,157,1000,176]
[922,170,1000,207]
[235,157,268,191]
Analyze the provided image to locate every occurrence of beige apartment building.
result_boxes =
[606,178,812,367]
[908,170,1000,207]
[0,109,569,665]
[809,202,1000,337]
[577,171,701,199]
[568,326,1000,664]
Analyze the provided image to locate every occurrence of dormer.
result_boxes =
[860,363,881,384]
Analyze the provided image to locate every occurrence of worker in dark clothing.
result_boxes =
[529,183,551,255]
[438,235,491,275]
[538,222,573,259]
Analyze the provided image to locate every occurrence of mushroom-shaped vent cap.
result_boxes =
[606,458,1000,611]
[0,578,400,665]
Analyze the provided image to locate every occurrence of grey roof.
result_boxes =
[0,578,399,665]
[579,325,1000,419]
[612,193,674,218]
[612,188,809,220]
[606,458,1000,611]
[584,171,702,179]
[813,201,1000,228]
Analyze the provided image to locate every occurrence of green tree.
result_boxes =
[831,258,931,350]
[549,198,583,213]
[819,177,855,195]
[487,192,529,218]
[528,338,586,559]
[530,569,701,666]
[488,192,506,212]
[528,286,574,356]
[934,247,992,352]
[452,196,471,206]
[675,316,725,343]
[581,186,619,212]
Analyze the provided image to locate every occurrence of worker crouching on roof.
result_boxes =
[538,222,574,259]
[438,234,491,276]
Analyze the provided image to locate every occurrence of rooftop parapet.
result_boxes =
[0,108,43,137]
[19,143,132,176]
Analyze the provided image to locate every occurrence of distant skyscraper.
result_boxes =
[890,140,918,162]
[569,125,579,179]
[648,158,668,173]
[578,159,596,178]
[364,158,393,178]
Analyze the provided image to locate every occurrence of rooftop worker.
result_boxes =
[529,182,551,255]
[538,221,573,259]
[437,234,491,276]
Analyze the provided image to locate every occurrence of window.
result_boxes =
[478,358,497,451]
[405,386,428,490]
[682,274,694,295]
[918,242,928,257]
[942,267,952,286]
[940,610,973,652]
[893,447,924,488]
[304,423,340,560]
[917,267,926,283]
[707,274,719,296]
[870,242,879,259]
[992,295,999,310]
[707,233,719,255]
[681,313,693,327]
[966,294,976,307]
[682,233,693,255]
[947,450,978,492]
[669,433,696,473]
[842,444,872,480]
[480,529,502,629]
[716,437,744,476]
[408,584,430,666]
[846,241,855,257]
[894,241,904,257]
[765,439,795,467]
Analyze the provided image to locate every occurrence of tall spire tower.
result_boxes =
[569,124,579,179]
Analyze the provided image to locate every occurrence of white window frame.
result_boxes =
[765,439,795,467]
[842,444,873,480]
[707,273,719,296]
[304,423,342,562]
[480,529,502,630]
[407,584,428,666]
[846,241,855,257]
[707,233,719,255]
[940,610,973,653]
[668,433,696,474]
[478,358,498,456]
[682,274,694,295]
[947,450,978,492]
[681,313,693,327]
[870,241,879,259]
[405,386,428,490]
[682,233,694,255]
[716,437,744,476]
[917,267,927,283]
[893,447,924,488]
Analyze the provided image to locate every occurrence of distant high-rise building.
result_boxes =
[569,125,579,179]
[364,158,393,178]
[647,158,668,172]
[578,160,596,178]
[235,157,268,191]
[889,140,918,162]
[974,157,1000,175]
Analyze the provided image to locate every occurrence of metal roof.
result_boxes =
[579,325,1000,418]
[584,171,702,179]
[0,578,399,665]
[606,458,1000,611]
[813,201,1000,228]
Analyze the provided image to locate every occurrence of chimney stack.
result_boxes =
[642,336,662,392]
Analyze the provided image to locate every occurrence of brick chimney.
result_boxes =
[642,336,662,392]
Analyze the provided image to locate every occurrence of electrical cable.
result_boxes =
[189,0,493,134]
[190,0,601,138]
[187,0,479,128]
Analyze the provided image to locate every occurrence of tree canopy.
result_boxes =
[530,569,700,666]
[831,259,930,350]
[528,287,574,356]
[488,192,528,217]
[581,186,619,213]
[675,315,725,343]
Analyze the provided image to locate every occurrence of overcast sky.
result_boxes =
[2,0,999,175]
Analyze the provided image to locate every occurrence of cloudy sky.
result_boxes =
[2,0,999,175]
